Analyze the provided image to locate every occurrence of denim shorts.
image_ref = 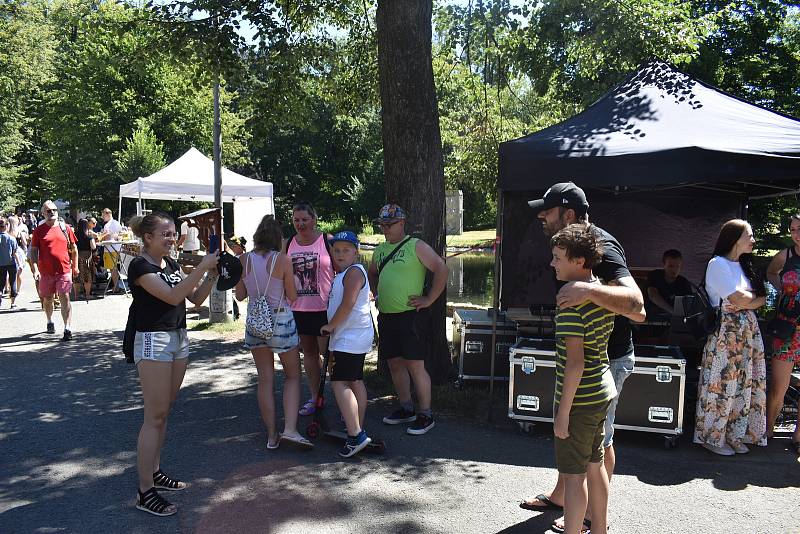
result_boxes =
[133,329,189,365]
[603,351,635,447]
[244,310,299,354]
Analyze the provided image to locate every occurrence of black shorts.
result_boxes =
[378,310,425,361]
[293,310,328,337]
[330,351,366,381]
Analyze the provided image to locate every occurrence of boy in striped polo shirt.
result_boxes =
[550,224,617,534]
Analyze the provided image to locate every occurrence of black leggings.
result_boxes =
[0,264,17,298]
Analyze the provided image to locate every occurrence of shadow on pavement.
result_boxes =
[1,328,797,533]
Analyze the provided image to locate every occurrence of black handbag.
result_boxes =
[679,283,721,339]
[764,317,795,341]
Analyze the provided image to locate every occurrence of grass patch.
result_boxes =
[363,352,508,420]
[187,318,244,337]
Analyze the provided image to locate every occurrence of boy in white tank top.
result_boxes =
[321,231,374,458]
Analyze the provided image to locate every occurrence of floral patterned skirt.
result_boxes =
[694,309,767,447]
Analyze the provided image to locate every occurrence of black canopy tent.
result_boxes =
[496,60,800,310]
[481,61,800,412]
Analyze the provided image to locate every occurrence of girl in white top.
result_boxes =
[321,231,374,457]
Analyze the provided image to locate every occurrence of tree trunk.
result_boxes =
[376,0,450,384]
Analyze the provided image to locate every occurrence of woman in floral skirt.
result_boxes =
[694,219,768,455]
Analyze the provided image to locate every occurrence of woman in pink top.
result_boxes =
[285,202,334,415]
[235,215,313,450]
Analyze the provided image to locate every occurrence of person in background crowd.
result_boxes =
[285,201,334,416]
[126,212,219,517]
[227,235,247,320]
[75,218,96,301]
[521,182,645,534]
[765,214,800,457]
[0,216,19,309]
[177,218,201,254]
[8,215,28,299]
[100,208,124,294]
[30,201,79,340]
[369,204,448,435]
[694,219,767,455]
[646,249,693,317]
[236,215,313,450]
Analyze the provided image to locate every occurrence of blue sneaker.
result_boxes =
[339,431,372,458]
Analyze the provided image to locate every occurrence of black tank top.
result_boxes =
[779,247,800,280]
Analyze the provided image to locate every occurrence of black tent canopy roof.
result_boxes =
[499,61,800,196]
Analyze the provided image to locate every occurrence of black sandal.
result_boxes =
[136,488,176,517]
[153,469,188,491]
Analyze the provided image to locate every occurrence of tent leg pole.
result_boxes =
[487,188,504,423]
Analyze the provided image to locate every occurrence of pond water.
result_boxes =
[359,250,495,307]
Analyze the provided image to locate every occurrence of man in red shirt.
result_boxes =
[30,200,79,341]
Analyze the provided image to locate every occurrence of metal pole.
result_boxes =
[209,78,231,323]
[487,189,504,422]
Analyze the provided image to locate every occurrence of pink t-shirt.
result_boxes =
[287,233,333,312]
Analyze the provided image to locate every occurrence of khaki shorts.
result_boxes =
[554,401,611,475]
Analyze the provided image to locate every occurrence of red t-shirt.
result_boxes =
[31,223,77,276]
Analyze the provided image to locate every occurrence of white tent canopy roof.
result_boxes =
[119,147,272,202]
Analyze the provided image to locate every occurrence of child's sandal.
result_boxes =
[136,488,177,517]
[153,469,188,491]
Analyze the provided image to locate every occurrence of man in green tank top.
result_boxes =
[367,204,448,435]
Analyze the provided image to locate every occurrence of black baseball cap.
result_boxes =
[216,251,243,291]
[527,182,589,215]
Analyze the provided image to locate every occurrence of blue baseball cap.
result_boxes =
[329,230,360,249]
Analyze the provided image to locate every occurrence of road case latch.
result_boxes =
[521,356,536,374]
[496,342,512,356]
[648,407,674,423]
[465,341,483,354]
[655,366,672,383]
[517,395,540,412]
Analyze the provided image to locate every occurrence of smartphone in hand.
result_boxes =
[209,234,219,254]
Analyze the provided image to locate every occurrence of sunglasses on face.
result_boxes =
[378,220,400,228]
[147,231,178,239]
[45,208,58,214]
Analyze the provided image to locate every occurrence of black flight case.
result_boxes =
[508,339,686,448]
[452,309,518,386]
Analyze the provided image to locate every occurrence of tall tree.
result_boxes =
[376,0,449,382]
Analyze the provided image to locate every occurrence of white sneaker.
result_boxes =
[701,442,735,456]
[731,443,749,454]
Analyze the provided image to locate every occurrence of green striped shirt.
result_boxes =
[554,300,617,408]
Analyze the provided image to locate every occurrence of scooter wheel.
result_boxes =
[306,422,319,439]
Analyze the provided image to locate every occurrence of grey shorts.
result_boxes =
[133,329,189,365]
[604,351,635,447]
[244,310,299,354]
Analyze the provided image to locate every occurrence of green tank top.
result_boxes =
[374,237,426,313]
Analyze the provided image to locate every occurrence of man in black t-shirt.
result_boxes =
[520,182,646,530]
[646,249,693,317]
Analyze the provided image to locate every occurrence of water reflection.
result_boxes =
[359,250,495,307]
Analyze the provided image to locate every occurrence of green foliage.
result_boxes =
[35,1,250,213]
[0,0,57,211]
[114,119,166,183]
[2,0,798,240]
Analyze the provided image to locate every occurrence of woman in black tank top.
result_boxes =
[765,214,800,454]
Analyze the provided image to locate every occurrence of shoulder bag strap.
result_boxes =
[378,236,412,276]
[58,222,73,246]
[247,253,263,297]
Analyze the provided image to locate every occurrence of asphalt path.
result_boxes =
[1,268,798,533]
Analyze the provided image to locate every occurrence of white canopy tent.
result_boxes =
[118,147,274,245]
